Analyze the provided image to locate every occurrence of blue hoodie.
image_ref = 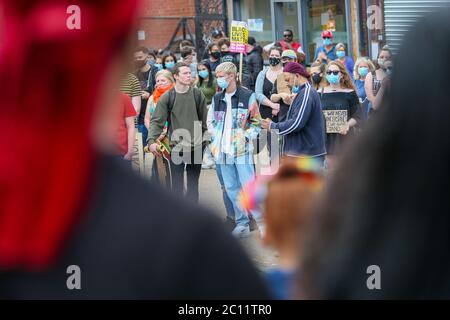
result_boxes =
[270,82,326,157]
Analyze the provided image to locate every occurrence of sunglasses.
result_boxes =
[326,70,340,75]
[322,37,331,40]
[283,34,293,37]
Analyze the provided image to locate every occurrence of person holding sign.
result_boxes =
[261,62,326,162]
[319,61,361,170]
[218,38,252,89]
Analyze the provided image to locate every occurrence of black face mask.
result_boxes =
[211,51,221,59]
[134,59,147,69]
[269,57,281,66]
[312,73,322,84]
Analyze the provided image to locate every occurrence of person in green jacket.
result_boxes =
[197,60,218,169]
[196,60,217,105]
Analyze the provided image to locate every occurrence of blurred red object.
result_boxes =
[0,0,139,271]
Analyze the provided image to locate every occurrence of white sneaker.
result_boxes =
[258,223,266,239]
[231,225,251,238]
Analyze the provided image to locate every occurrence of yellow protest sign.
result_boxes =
[230,20,248,53]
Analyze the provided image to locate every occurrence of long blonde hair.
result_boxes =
[325,60,356,91]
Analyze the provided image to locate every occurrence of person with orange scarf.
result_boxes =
[0,0,269,299]
[144,69,174,131]
[144,69,174,186]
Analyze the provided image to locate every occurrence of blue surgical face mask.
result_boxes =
[326,73,340,85]
[358,66,369,77]
[148,59,155,66]
[165,61,175,69]
[198,70,209,79]
[292,86,300,94]
[217,76,229,89]
[336,50,345,59]
[154,63,163,71]
[323,38,332,46]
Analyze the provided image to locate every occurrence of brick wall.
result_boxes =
[138,0,196,52]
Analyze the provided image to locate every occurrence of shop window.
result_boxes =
[236,0,273,44]
[305,0,348,62]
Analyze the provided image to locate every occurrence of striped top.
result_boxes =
[120,73,142,97]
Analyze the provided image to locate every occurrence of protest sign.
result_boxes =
[323,110,348,133]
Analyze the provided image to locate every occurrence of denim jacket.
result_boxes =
[207,86,261,159]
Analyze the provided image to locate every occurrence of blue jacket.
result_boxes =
[270,82,326,157]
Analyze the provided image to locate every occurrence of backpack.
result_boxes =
[166,87,207,147]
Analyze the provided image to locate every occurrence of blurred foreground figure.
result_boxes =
[240,157,324,299]
[301,9,450,299]
[0,0,268,299]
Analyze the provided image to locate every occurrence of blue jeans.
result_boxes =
[137,124,148,146]
[218,153,261,227]
[215,163,235,220]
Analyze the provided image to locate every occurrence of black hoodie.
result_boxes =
[246,45,263,90]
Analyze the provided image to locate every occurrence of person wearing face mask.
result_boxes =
[206,43,221,72]
[144,70,175,186]
[268,49,299,120]
[353,57,375,119]
[372,58,394,112]
[134,46,159,145]
[148,62,208,203]
[207,62,263,238]
[314,30,337,64]
[261,62,326,163]
[217,38,252,89]
[309,61,326,91]
[255,48,284,121]
[196,61,218,171]
[153,55,164,72]
[196,61,218,105]
[335,43,354,79]
[319,61,362,170]
[365,46,392,106]
[162,53,177,71]
[148,52,156,66]
[253,47,283,156]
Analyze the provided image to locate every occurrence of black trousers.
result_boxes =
[169,144,205,203]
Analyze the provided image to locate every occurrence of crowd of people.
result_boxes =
[115,28,395,239]
[2,0,449,301]
[112,26,402,298]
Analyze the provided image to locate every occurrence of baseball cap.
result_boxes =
[212,29,223,39]
[321,30,333,38]
[281,49,297,59]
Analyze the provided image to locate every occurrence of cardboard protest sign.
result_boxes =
[230,20,248,54]
[131,131,145,173]
[323,110,348,133]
